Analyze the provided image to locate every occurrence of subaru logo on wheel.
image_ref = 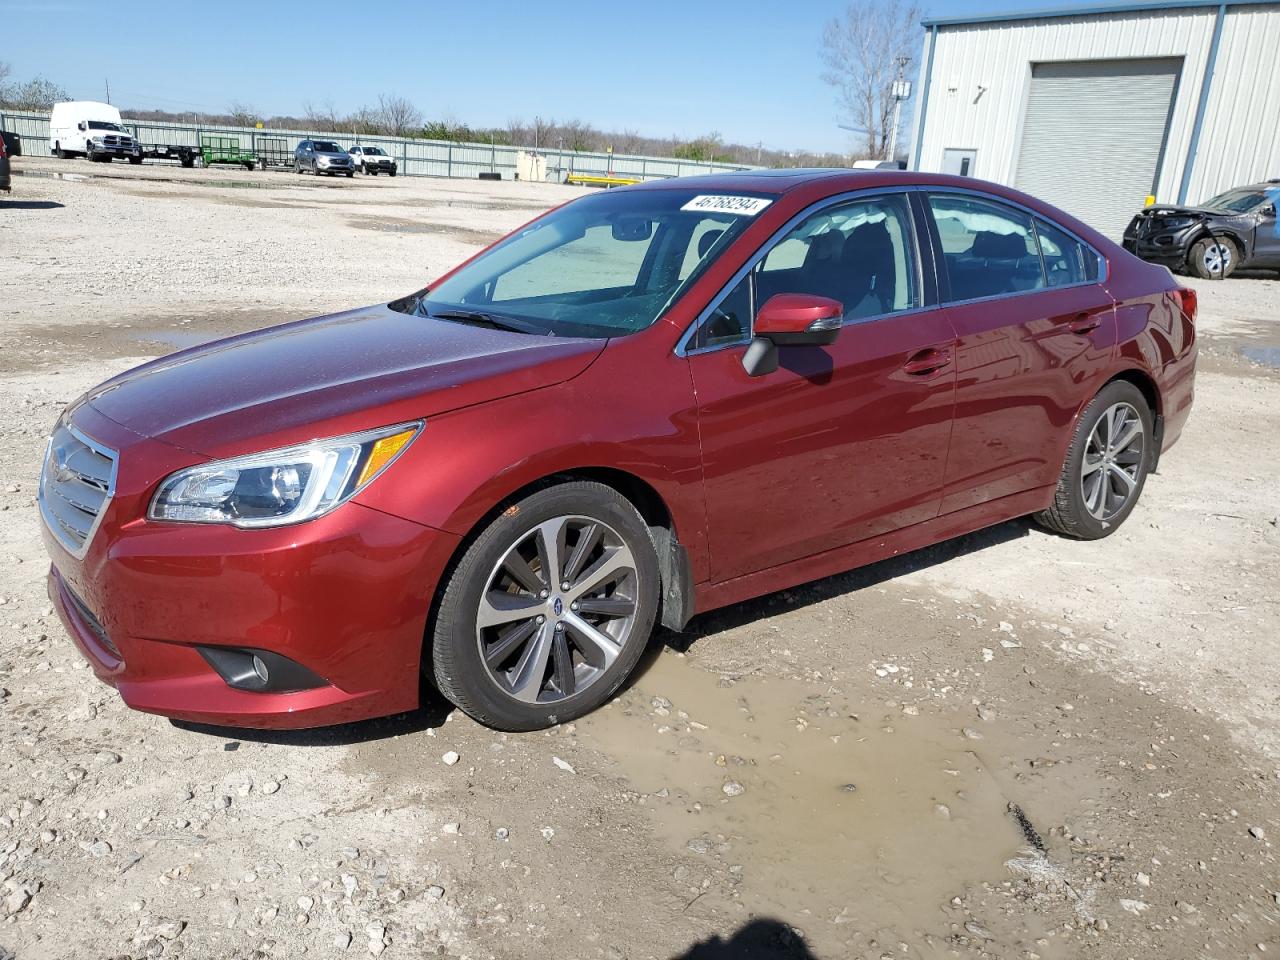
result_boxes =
[552,597,563,617]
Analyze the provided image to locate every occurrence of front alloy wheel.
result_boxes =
[431,481,659,730]
[477,515,640,704]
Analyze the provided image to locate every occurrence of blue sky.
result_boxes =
[5,0,1075,154]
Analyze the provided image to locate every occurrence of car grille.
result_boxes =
[39,422,118,558]
[102,135,134,148]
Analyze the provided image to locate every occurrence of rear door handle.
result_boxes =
[902,348,952,376]
[1066,312,1102,334]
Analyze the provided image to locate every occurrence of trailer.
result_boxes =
[200,135,257,171]
[135,142,199,167]
[255,136,294,171]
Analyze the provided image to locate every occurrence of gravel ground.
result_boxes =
[1,156,1279,960]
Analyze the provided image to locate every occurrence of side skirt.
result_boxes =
[692,485,1056,616]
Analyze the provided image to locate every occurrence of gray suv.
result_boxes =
[294,139,354,178]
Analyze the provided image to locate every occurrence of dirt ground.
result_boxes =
[1,155,1278,960]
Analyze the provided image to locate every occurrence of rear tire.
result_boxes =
[1190,236,1238,279]
[1034,381,1153,540]
[55,144,67,160]
[431,481,660,731]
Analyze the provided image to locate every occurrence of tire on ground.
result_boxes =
[1033,379,1154,540]
[1189,235,1238,279]
[430,480,660,731]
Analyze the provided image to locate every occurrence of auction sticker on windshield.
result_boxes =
[680,195,773,216]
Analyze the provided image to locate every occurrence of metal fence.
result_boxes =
[0,110,754,181]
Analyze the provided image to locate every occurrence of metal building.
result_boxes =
[908,0,1280,238]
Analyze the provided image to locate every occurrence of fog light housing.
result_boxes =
[198,646,327,693]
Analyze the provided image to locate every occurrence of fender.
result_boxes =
[353,334,713,585]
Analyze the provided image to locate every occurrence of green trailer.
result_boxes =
[200,135,258,171]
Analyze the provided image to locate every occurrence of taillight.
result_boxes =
[0,137,7,159]
[1175,287,1197,323]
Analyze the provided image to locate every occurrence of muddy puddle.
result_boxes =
[579,651,1097,950]
[1240,344,1280,368]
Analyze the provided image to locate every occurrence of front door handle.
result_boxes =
[902,348,952,376]
[1066,312,1102,335]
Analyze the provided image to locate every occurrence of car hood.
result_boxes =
[80,304,605,459]
[1134,203,1252,220]
[314,151,349,160]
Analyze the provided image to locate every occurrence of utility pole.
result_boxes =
[886,57,912,163]
[105,77,111,104]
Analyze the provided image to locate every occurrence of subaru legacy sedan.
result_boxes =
[40,169,1196,732]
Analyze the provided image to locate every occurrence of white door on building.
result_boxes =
[1013,58,1181,240]
[941,149,977,177]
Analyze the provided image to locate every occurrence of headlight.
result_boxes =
[149,422,422,528]
[317,156,330,165]
[1160,216,1195,229]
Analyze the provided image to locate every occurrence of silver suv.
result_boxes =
[294,140,354,178]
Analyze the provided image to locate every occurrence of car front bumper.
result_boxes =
[42,408,460,730]
[1122,225,1199,265]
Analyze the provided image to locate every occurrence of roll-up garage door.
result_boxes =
[1014,58,1181,240]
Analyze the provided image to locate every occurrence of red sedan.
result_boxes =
[39,169,1196,731]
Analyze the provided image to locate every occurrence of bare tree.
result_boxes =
[345,104,381,136]
[820,0,921,159]
[302,99,339,131]
[2,75,69,111]
[377,94,422,138]
[505,117,528,147]
[0,61,11,99]
[530,115,555,151]
[616,127,643,154]
[559,118,597,152]
[226,101,260,127]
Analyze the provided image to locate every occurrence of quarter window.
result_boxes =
[1036,218,1090,287]
[928,194,1045,301]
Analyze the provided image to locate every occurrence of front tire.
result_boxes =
[1190,236,1238,279]
[1034,381,1153,539]
[431,481,660,731]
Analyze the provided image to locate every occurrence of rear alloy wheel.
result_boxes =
[1190,235,1238,279]
[1034,381,1153,539]
[431,482,659,730]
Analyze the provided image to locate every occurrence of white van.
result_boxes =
[49,101,141,163]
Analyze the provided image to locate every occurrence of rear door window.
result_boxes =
[928,194,1045,301]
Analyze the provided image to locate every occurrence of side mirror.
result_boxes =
[742,293,843,377]
[77,122,87,131]
[1263,205,1277,218]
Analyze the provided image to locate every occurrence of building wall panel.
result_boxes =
[1188,4,1280,202]
[912,7,1220,205]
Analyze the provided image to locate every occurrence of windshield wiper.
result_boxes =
[429,309,546,336]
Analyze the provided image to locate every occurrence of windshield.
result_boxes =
[313,141,341,153]
[1202,188,1274,213]
[419,188,770,338]
[87,121,122,132]
[364,147,385,156]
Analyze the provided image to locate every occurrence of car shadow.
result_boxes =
[0,199,65,210]
[672,919,818,959]
[644,516,1032,664]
